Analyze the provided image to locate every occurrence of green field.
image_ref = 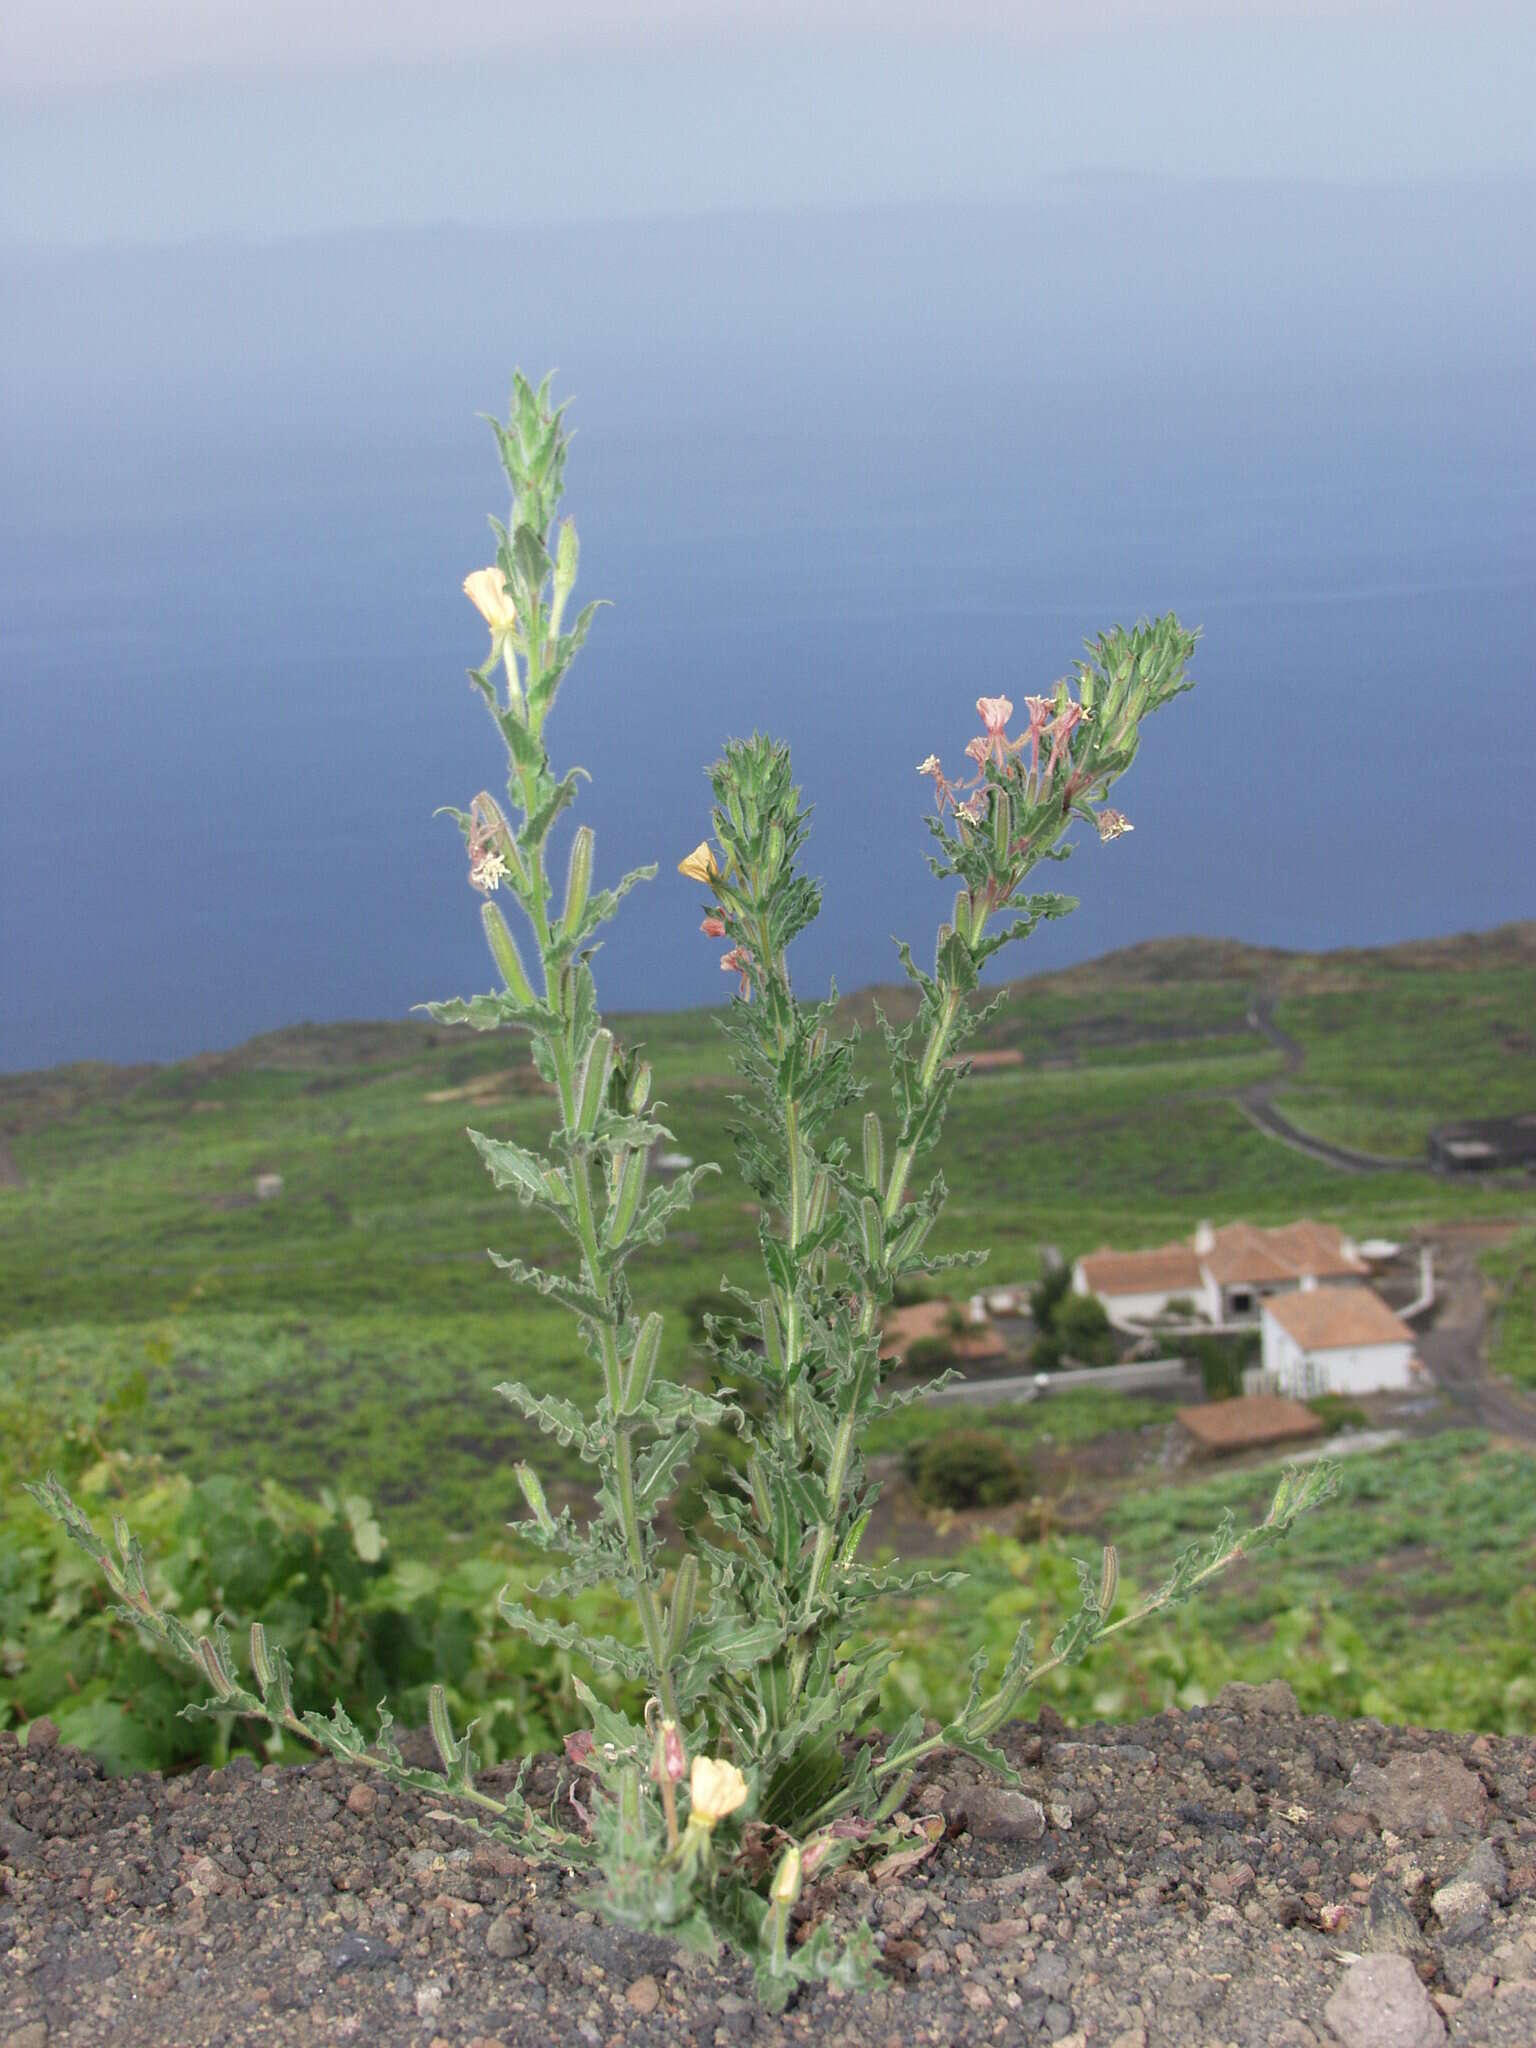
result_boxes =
[2,926,1533,1767]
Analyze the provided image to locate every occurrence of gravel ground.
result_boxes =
[3,1684,1535,2048]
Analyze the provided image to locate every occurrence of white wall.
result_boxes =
[1259,1313,1414,1396]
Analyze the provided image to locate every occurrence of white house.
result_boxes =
[1074,1218,1369,1326]
[1254,1284,1420,1398]
[1072,1242,1203,1321]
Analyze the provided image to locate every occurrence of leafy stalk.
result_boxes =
[27,375,1337,2002]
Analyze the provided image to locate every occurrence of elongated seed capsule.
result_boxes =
[606,1147,649,1245]
[554,516,579,596]
[1098,1544,1120,1614]
[250,1622,275,1693]
[952,891,972,942]
[747,1456,772,1530]
[858,1195,883,1267]
[575,1028,613,1135]
[807,1170,830,1231]
[758,1298,785,1375]
[515,1462,557,1536]
[622,1312,664,1412]
[428,1685,459,1772]
[627,1060,652,1113]
[838,1509,871,1569]
[563,824,594,936]
[482,903,537,1006]
[991,785,1013,861]
[862,1112,884,1195]
[726,787,746,836]
[665,1555,698,1660]
[196,1633,239,1701]
[764,820,786,880]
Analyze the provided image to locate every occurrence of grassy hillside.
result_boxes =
[1,926,1532,1762]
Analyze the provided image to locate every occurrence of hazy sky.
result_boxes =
[3,2,1533,244]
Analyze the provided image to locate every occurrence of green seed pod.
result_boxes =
[1098,1543,1120,1615]
[764,820,786,880]
[622,1312,664,1412]
[862,1111,885,1195]
[758,1297,785,1375]
[839,1509,871,1569]
[249,1622,275,1693]
[606,1146,649,1246]
[575,1028,613,1135]
[807,1169,831,1231]
[991,785,1013,861]
[563,824,594,936]
[482,903,537,1006]
[628,1060,652,1113]
[515,1462,557,1536]
[665,1555,698,1659]
[554,516,579,597]
[952,891,973,943]
[428,1684,458,1772]
[858,1195,884,1268]
[747,1456,772,1531]
[195,1633,239,1702]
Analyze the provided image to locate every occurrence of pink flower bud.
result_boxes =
[700,914,727,938]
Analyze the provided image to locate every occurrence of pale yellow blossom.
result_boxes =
[462,567,517,633]
[677,841,720,884]
[689,1756,748,1825]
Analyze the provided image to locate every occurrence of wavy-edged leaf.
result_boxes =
[486,1248,613,1323]
[495,1595,650,1680]
[493,1379,599,1457]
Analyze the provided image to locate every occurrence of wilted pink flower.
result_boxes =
[720,946,751,997]
[662,1720,686,1784]
[976,694,1012,733]
[700,913,727,939]
[1042,702,1088,782]
[563,1730,595,1766]
[469,849,508,893]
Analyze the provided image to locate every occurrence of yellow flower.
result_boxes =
[689,1755,748,1825]
[677,841,720,884]
[462,567,517,633]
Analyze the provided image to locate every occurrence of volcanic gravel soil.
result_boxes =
[3,1684,1535,2048]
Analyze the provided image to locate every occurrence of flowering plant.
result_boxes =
[32,374,1333,2005]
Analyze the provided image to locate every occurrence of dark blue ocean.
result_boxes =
[3,184,1533,1073]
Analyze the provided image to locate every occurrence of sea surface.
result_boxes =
[3,183,1533,1073]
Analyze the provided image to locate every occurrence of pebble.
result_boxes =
[21,1719,58,1752]
[964,1788,1047,1842]
[625,1975,661,2014]
[346,1782,379,1816]
[1323,1954,1447,2048]
[1348,1753,1489,1838]
[485,1914,531,1959]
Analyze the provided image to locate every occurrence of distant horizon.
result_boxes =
[8,917,1530,1081]
[6,167,1534,257]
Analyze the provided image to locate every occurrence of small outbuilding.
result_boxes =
[1255,1285,1419,1398]
[1177,1394,1325,1456]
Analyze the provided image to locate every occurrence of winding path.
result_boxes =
[1234,994,1427,1175]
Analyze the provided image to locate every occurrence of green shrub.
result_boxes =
[1029,1263,1072,1328]
[903,1333,960,1375]
[1029,1330,1065,1373]
[909,1430,1029,1510]
[1307,1394,1370,1436]
[1,1453,602,1774]
[1052,1291,1117,1366]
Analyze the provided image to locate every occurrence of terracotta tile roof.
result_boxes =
[1201,1220,1367,1286]
[1262,1285,1414,1351]
[879,1302,1006,1363]
[1178,1395,1326,1451]
[1077,1244,1202,1297]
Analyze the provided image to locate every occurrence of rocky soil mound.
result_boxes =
[3,1684,1534,2048]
